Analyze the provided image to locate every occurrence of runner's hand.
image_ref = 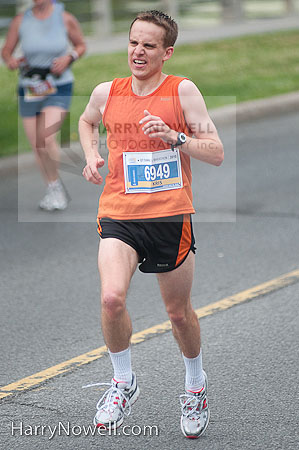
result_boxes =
[51,55,72,76]
[6,57,22,70]
[82,156,105,185]
[139,110,177,144]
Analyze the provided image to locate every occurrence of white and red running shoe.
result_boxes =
[180,370,210,439]
[83,372,139,430]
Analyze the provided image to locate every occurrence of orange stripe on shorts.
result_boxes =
[97,218,102,236]
[175,214,191,267]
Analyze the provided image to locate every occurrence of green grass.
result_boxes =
[1,29,298,157]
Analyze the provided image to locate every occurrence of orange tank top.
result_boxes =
[98,75,195,220]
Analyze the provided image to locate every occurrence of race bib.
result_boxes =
[23,74,57,102]
[123,148,183,194]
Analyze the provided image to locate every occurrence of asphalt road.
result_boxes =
[0,111,298,449]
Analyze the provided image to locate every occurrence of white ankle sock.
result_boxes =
[48,179,60,189]
[109,347,132,385]
[183,350,205,392]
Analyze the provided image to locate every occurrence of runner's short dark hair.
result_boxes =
[129,10,178,48]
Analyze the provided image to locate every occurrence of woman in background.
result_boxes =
[1,0,86,210]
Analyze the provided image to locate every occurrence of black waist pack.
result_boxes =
[23,67,51,79]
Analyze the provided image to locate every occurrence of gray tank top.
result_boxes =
[19,2,74,87]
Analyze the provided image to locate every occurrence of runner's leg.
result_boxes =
[36,106,68,183]
[91,238,139,428]
[22,116,48,182]
[160,253,209,438]
[98,238,139,353]
[156,251,201,358]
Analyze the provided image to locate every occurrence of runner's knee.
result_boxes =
[167,309,188,328]
[101,290,126,319]
[37,134,56,150]
[166,300,194,328]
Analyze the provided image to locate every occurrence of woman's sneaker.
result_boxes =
[180,370,210,439]
[39,179,68,211]
[83,372,139,430]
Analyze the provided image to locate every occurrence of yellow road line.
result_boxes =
[1,268,299,401]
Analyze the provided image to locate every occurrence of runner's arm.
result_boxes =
[51,12,86,76]
[140,80,223,166]
[64,12,86,59]
[79,82,111,185]
[1,15,23,70]
[178,79,224,165]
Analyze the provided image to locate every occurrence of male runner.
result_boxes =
[79,10,223,438]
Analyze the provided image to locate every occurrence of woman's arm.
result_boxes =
[1,14,23,70]
[51,11,86,76]
[64,11,86,60]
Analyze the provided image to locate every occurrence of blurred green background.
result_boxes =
[1,1,298,36]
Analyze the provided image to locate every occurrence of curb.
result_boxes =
[210,91,299,125]
[1,91,298,177]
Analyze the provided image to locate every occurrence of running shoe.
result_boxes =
[83,372,139,430]
[39,180,68,211]
[180,370,210,439]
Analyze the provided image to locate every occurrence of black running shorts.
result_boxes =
[97,214,196,273]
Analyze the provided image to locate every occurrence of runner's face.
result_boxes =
[128,21,173,79]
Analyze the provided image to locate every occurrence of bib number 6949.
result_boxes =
[144,163,170,181]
